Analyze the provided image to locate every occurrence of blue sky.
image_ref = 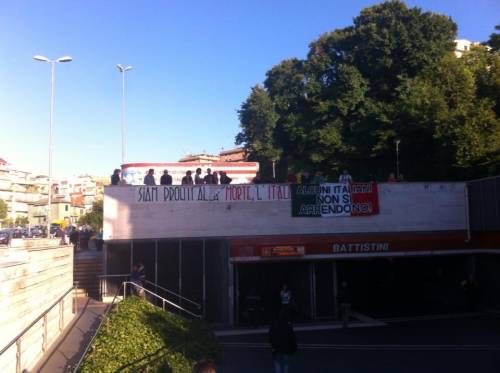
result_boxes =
[0,0,498,178]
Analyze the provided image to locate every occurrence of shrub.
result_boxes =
[79,297,220,372]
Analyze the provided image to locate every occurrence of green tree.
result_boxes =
[397,51,500,179]
[0,199,7,221]
[263,59,312,176]
[78,199,103,232]
[237,1,499,181]
[15,216,29,227]
[486,25,500,52]
[235,85,281,178]
[303,0,457,178]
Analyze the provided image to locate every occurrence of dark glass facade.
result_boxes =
[105,238,229,324]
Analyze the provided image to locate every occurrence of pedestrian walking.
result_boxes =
[269,310,297,373]
[280,284,293,321]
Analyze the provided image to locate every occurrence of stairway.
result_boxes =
[74,251,103,299]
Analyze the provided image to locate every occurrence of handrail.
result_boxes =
[144,280,202,309]
[97,273,129,278]
[71,282,124,373]
[97,274,201,310]
[0,285,75,355]
[97,274,129,300]
[125,282,202,319]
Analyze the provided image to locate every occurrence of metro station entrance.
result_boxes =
[236,261,311,324]
[234,254,476,325]
[235,260,338,325]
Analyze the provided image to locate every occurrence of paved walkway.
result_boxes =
[214,311,384,337]
[218,313,500,373]
[34,297,108,373]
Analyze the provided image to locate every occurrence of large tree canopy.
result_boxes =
[236,1,500,181]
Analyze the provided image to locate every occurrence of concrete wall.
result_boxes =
[104,182,467,240]
[0,239,74,373]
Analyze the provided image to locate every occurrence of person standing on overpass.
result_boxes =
[144,169,156,185]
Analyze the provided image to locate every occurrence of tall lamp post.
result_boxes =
[396,139,401,180]
[33,55,72,237]
[116,64,132,165]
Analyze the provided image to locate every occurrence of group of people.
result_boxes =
[276,169,402,184]
[252,169,354,185]
[180,167,232,185]
[111,167,403,187]
[67,225,99,251]
[110,168,233,186]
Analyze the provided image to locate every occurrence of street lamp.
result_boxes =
[395,139,401,180]
[116,64,132,165]
[33,54,72,237]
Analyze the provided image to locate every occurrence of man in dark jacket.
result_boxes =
[182,170,194,185]
[204,168,216,184]
[195,168,204,185]
[111,169,121,185]
[160,170,173,185]
[69,227,79,251]
[220,171,232,184]
[269,310,297,373]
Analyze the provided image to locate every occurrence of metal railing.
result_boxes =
[144,280,202,310]
[98,273,129,300]
[123,281,202,319]
[98,275,202,317]
[0,285,77,373]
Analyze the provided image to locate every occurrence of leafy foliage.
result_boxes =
[236,85,281,162]
[0,199,7,220]
[2,216,29,228]
[236,1,500,181]
[486,25,500,52]
[79,297,220,373]
[78,199,103,232]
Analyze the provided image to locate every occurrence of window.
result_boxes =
[65,205,69,211]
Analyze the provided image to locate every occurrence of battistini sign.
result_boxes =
[332,242,389,253]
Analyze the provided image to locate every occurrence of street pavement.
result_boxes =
[217,313,500,373]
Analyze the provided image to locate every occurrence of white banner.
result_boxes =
[135,184,291,203]
[318,183,352,217]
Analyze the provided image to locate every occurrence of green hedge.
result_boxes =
[78,297,220,373]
